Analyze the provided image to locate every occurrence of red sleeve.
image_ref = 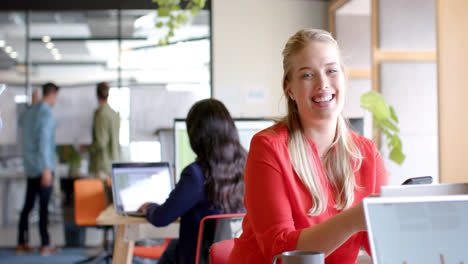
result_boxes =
[372,143,389,194]
[362,232,372,256]
[244,134,302,261]
[362,140,389,256]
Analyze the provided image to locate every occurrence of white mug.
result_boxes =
[272,250,324,264]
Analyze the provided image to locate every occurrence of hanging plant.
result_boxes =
[153,0,206,45]
[360,90,406,165]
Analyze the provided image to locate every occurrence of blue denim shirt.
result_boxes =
[21,102,56,177]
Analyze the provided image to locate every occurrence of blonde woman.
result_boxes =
[228,29,388,264]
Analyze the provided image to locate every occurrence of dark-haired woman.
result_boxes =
[138,98,247,264]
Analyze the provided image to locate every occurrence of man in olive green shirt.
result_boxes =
[89,82,120,204]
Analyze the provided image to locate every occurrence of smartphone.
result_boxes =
[401,176,433,185]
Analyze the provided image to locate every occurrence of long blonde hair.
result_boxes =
[281,29,362,216]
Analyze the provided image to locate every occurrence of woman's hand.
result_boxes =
[137,202,153,213]
[296,193,380,255]
[349,193,380,232]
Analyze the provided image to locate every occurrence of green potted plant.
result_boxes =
[361,91,405,165]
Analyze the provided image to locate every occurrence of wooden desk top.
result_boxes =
[96,205,148,225]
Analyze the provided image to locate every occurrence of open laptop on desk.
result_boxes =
[363,195,468,264]
[111,162,173,217]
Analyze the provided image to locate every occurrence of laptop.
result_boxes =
[363,195,468,264]
[381,183,468,197]
[111,162,174,217]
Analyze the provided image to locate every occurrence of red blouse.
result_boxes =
[228,124,388,264]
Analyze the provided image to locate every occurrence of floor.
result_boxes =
[0,248,159,264]
[0,222,103,248]
[0,220,164,264]
[0,248,89,264]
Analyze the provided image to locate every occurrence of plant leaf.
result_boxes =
[156,22,164,28]
[380,127,392,138]
[382,119,399,132]
[372,115,380,129]
[389,135,402,150]
[389,106,399,123]
[190,6,201,17]
[361,91,390,120]
[389,147,405,165]
[360,90,405,166]
[158,7,171,17]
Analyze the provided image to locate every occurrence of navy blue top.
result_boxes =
[145,162,220,264]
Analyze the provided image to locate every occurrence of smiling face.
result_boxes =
[285,41,345,126]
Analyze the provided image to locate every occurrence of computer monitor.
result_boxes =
[173,118,275,183]
[348,117,364,136]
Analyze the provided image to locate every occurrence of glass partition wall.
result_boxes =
[0,9,212,165]
[331,0,438,185]
[0,8,210,245]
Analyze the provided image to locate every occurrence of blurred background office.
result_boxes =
[0,0,212,253]
[0,0,467,262]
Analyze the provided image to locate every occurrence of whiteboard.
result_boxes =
[52,86,97,144]
[130,86,198,141]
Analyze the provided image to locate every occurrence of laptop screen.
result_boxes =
[111,162,173,213]
[364,195,468,264]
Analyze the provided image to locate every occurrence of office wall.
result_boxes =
[212,0,328,118]
[437,0,468,183]
[376,0,438,185]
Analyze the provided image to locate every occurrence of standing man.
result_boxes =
[17,83,60,256]
[89,82,120,204]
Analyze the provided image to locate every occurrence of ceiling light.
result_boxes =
[0,40,5,47]
[51,48,59,55]
[10,51,17,59]
[4,46,12,53]
[46,42,54,49]
[42,36,51,43]
[54,54,62,61]
[15,94,27,104]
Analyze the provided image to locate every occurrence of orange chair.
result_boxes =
[195,213,245,264]
[133,238,172,260]
[74,178,112,264]
[209,239,235,264]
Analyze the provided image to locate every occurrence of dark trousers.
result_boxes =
[17,176,53,246]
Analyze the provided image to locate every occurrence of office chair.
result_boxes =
[195,213,245,264]
[133,238,173,262]
[74,178,113,264]
[209,239,235,264]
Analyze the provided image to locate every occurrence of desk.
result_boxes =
[0,171,24,227]
[97,205,179,264]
